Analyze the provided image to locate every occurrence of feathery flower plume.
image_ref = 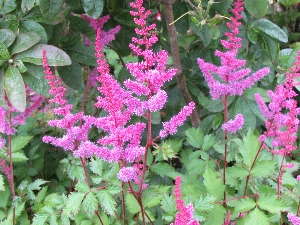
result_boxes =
[171,176,200,225]
[197,0,269,133]
[255,52,300,156]
[288,212,300,225]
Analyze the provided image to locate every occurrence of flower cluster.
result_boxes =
[288,212,300,225]
[255,52,300,156]
[197,0,269,133]
[171,176,200,225]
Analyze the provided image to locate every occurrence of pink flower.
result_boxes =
[171,176,200,225]
[117,167,137,182]
[222,114,244,133]
[288,212,300,225]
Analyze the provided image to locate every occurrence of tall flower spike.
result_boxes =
[171,176,200,225]
[197,0,269,133]
[255,52,300,156]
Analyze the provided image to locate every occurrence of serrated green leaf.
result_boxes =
[239,130,260,168]
[11,32,41,55]
[15,44,71,66]
[125,193,141,214]
[226,166,249,179]
[244,0,268,18]
[65,42,97,66]
[97,190,116,216]
[11,152,28,162]
[36,186,48,203]
[244,208,269,225]
[212,114,223,130]
[234,98,256,134]
[39,0,64,20]
[57,60,84,90]
[0,42,10,60]
[0,174,4,191]
[233,198,256,213]
[202,134,215,151]
[83,192,98,218]
[89,157,103,176]
[251,160,276,178]
[203,168,225,201]
[63,192,85,216]
[12,136,33,152]
[279,0,300,7]
[143,189,162,208]
[185,127,203,148]
[28,179,48,191]
[75,182,90,193]
[82,0,104,19]
[257,194,289,214]
[253,18,288,43]
[194,195,216,212]
[203,204,225,225]
[150,162,181,179]
[20,21,48,44]
[4,65,26,112]
[0,29,15,47]
[32,213,48,225]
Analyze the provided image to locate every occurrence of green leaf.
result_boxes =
[244,208,269,225]
[244,0,268,18]
[63,192,85,216]
[21,0,36,13]
[143,189,162,208]
[203,204,225,225]
[261,33,279,61]
[247,27,258,44]
[194,195,216,212]
[233,198,256,213]
[243,87,270,102]
[96,190,116,216]
[11,32,41,55]
[212,114,223,130]
[20,21,48,44]
[57,60,84,90]
[257,194,289,214]
[32,213,48,225]
[14,60,27,73]
[65,43,97,66]
[15,44,71,66]
[28,179,48,191]
[4,65,26,112]
[234,98,256,134]
[185,127,203,148]
[239,130,260,168]
[22,63,50,96]
[82,0,104,19]
[251,160,276,178]
[125,193,141,214]
[279,0,300,7]
[252,18,288,43]
[0,174,4,191]
[36,186,48,203]
[198,95,235,113]
[82,192,98,218]
[39,0,64,20]
[0,0,16,14]
[203,168,225,201]
[0,29,16,47]
[89,157,103,176]
[75,182,90,193]
[12,136,33,152]
[226,166,249,179]
[150,162,181,179]
[202,134,215,151]
[0,42,10,60]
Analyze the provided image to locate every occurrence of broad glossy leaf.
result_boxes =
[11,32,41,55]
[261,33,278,60]
[65,42,97,66]
[20,21,48,44]
[0,29,16,47]
[21,0,36,13]
[22,6,65,25]
[82,0,104,19]
[247,27,258,44]
[4,65,26,112]
[253,18,288,43]
[22,63,50,96]
[15,44,71,66]
[39,0,64,20]
[0,42,10,60]
[57,60,84,90]
[0,0,16,14]
[244,0,268,18]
